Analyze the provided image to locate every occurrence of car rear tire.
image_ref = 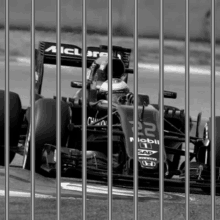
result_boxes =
[202,116,220,168]
[24,98,70,171]
[0,90,22,166]
[197,117,220,194]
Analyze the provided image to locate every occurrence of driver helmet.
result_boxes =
[98,78,130,103]
[93,57,126,90]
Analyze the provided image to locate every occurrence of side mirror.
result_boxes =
[71,81,82,88]
[164,90,177,99]
[71,81,90,89]
[157,90,177,106]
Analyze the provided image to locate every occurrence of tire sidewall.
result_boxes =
[24,98,70,170]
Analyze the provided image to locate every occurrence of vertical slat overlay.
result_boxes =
[185,0,190,219]
[159,0,164,219]
[82,0,87,219]
[5,1,218,220]
[134,0,138,219]
[108,0,112,219]
[5,0,9,219]
[211,0,216,219]
[31,0,35,219]
[56,0,61,219]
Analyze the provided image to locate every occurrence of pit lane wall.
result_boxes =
[0,0,218,41]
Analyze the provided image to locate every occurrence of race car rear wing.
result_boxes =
[35,41,133,94]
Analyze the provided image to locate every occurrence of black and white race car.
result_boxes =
[0,41,218,193]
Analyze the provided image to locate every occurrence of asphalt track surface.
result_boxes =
[1,60,220,219]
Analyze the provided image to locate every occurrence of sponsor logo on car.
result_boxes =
[138,149,157,156]
[139,142,152,149]
[45,46,82,56]
[35,71,39,82]
[129,121,157,138]
[45,46,122,59]
[87,117,107,126]
[141,160,157,167]
[138,157,157,161]
[130,137,159,145]
[204,122,209,139]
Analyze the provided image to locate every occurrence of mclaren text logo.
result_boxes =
[45,46,122,59]
[45,46,81,56]
[129,137,159,145]
[138,149,157,156]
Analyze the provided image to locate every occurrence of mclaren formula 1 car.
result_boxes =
[0,41,219,191]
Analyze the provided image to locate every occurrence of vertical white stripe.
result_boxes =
[211,0,216,219]
[31,0,36,219]
[56,0,61,219]
[82,0,87,219]
[108,0,113,219]
[159,0,164,219]
[185,0,190,219]
[5,0,9,219]
[134,0,138,219]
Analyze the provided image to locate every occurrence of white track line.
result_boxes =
[0,190,54,199]
[61,182,196,201]
[0,183,196,201]
[138,63,220,76]
[0,189,83,200]
[16,57,220,76]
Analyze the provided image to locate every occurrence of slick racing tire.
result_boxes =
[24,98,70,171]
[200,116,220,168]
[211,116,220,168]
[0,90,22,165]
